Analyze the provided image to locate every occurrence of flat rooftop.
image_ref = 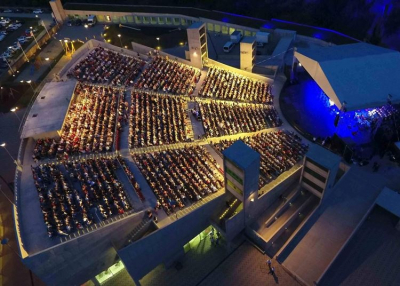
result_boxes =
[320,205,400,286]
[21,81,76,139]
[280,167,387,285]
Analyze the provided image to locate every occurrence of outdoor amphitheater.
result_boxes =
[8,2,400,286]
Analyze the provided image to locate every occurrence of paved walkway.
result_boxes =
[16,39,64,82]
[199,241,300,286]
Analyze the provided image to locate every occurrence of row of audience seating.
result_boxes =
[212,130,308,187]
[63,158,132,221]
[129,92,190,148]
[59,84,121,155]
[198,67,273,104]
[199,101,281,137]
[133,146,223,215]
[67,47,145,86]
[134,56,201,95]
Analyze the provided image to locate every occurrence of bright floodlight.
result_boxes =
[64,40,68,43]
[27,80,32,83]
[118,34,121,37]
[84,24,88,28]
[45,58,49,61]
[0,143,5,147]
[20,80,24,83]
[156,37,160,40]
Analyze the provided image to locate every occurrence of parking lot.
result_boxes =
[0,17,45,62]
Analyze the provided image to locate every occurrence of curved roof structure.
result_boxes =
[295,43,400,111]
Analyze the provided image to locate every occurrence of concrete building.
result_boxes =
[240,37,256,71]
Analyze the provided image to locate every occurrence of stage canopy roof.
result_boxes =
[295,43,400,111]
[21,81,76,139]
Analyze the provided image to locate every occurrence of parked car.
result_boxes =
[17,36,27,43]
[0,18,11,25]
[7,47,16,54]
[8,24,20,30]
[0,60,8,68]
[67,20,74,27]
[15,19,25,24]
[1,52,12,58]
[32,9,43,14]
[8,44,19,52]
[14,9,23,13]
[3,9,13,13]
[75,19,82,26]
[0,31,7,35]
[0,35,5,42]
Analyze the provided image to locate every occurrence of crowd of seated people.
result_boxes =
[134,56,201,95]
[33,138,59,161]
[213,130,308,187]
[133,146,223,215]
[129,92,189,148]
[117,156,145,201]
[199,101,281,137]
[59,84,121,155]
[63,157,132,220]
[31,163,95,237]
[67,47,145,86]
[198,67,273,104]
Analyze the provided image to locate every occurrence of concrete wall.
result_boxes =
[23,211,147,286]
[250,167,302,223]
[130,41,195,67]
[225,210,245,240]
[118,195,225,281]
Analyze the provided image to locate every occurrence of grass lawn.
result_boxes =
[103,25,188,50]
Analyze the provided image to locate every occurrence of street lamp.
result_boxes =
[156,37,160,47]
[59,39,65,51]
[10,107,21,122]
[27,80,35,92]
[84,24,88,28]
[118,34,122,47]
[1,143,17,162]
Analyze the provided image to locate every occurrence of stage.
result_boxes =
[280,73,397,146]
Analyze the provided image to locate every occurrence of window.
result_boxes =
[207,23,214,31]
[226,167,243,185]
[304,166,327,183]
[227,179,243,196]
[302,177,324,193]
[106,15,111,22]
[306,158,329,173]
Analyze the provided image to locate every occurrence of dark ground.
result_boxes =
[104,25,187,50]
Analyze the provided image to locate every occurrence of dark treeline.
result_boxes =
[3,0,400,42]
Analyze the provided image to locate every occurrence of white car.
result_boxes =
[33,9,43,14]
[3,9,13,13]
[0,19,11,25]
[8,45,18,52]
[17,36,27,43]
[7,24,19,30]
